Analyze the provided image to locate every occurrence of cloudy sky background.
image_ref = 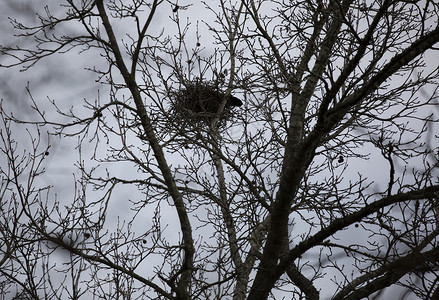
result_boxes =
[1,1,439,299]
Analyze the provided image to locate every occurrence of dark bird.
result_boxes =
[227,95,243,107]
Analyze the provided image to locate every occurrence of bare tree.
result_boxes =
[1,0,439,299]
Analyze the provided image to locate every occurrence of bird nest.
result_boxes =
[169,81,242,126]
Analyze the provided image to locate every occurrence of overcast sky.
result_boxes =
[1,1,438,299]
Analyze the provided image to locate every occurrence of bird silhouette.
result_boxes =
[227,95,243,107]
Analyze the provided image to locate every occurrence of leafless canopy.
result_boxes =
[1,0,439,299]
